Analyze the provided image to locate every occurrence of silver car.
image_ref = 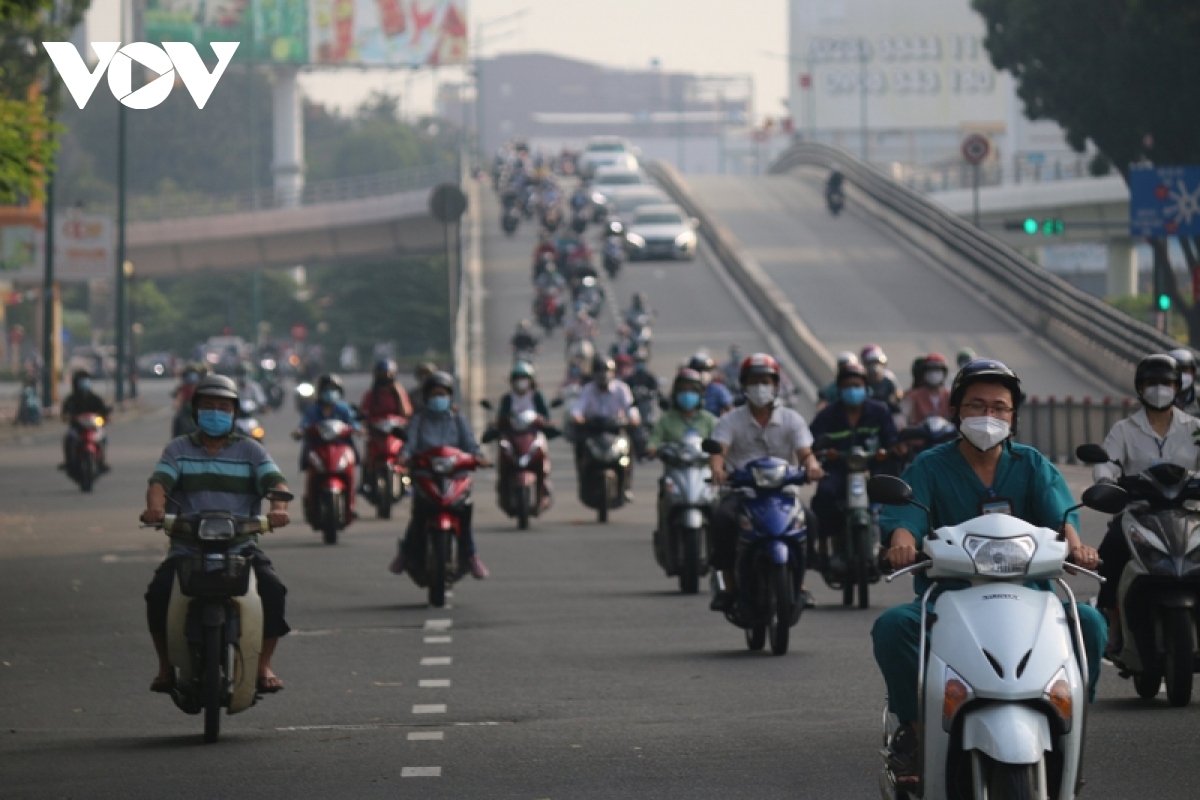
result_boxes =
[623,204,699,261]
[578,136,639,179]
[605,186,671,225]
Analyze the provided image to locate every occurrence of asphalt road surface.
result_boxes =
[1,186,1196,799]
[682,173,1117,400]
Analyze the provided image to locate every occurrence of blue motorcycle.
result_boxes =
[723,455,810,655]
[15,385,42,426]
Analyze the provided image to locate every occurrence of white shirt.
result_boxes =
[712,403,814,469]
[509,391,536,415]
[571,379,640,425]
[1093,407,1200,482]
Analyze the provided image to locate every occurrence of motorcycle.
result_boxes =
[625,311,653,357]
[15,385,41,426]
[406,446,483,607]
[364,415,409,520]
[481,401,562,529]
[574,276,605,319]
[629,383,659,461]
[501,206,521,236]
[703,442,809,655]
[293,381,315,414]
[813,436,884,608]
[870,474,1104,800]
[234,398,265,442]
[149,493,292,743]
[301,419,357,544]
[603,235,624,279]
[258,358,285,410]
[1077,443,1200,706]
[571,209,589,235]
[67,412,107,493]
[541,205,562,233]
[895,415,958,470]
[576,416,632,523]
[535,287,564,334]
[653,432,714,594]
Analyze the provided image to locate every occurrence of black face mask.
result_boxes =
[374,376,391,388]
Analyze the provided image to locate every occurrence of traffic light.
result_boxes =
[1041,218,1064,236]
[1004,218,1065,236]
[1023,217,1039,235]
[1158,293,1172,311]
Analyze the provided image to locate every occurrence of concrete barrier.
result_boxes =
[645,160,836,389]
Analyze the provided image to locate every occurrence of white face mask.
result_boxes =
[514,378,531,394]
[1183,373,1195,391]
[959,415,1010,452]
[745,383,776,408]
[1141,385,1176,411]
[925,370,946,387]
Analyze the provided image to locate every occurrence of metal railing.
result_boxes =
[94,162,459,223]
[769,143,1178,387]
[893,157,1099,194]
[1016,397,1137,465]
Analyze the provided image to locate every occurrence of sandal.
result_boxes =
[256,675,284,694]
[150,674,176,693]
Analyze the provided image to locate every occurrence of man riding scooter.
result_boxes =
[60,370,112,473]
[358,359,414,502]
[141,374,292,695]
[483,362,559,520]
[293,374,360,523]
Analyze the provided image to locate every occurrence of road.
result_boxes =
[682,173,1116,399]
[1,185,1196,799]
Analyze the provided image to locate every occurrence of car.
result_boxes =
[623,204,700,261]
[578,136,639,179]
[604,185,671,225]
[589,166,648,211]
[136,351,174,378]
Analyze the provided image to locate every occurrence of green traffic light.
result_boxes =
[1042,218,1064,236]
[1158,293,1172,311]
[1023,218,1039,235]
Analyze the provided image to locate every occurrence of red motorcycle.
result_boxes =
[364,414,409,520]
[67,412,107,493]
[481,404,561,529]
[301,419,357,544]
[407,446,481,607]
[534,286,564,334]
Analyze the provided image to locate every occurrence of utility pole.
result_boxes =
[859,42,869,162]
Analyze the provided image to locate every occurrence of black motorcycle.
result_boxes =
[1077,444,1200,706]
[813,436,883,608]
[575,416,632,523]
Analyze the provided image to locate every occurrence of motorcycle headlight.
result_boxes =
[751,463,787,489]
[964,535,1036,577]
[612,437,630,455]
[1130,525,1174,571]
[297,383,314,398]
[849,474,867,496]
[592,192,606,204]
[431,456,457,474]
[198,517,236,541]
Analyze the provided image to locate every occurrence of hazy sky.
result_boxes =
[87,0,789,122]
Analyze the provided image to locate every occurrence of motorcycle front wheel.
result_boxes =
[1164,607,1195,707]
[517,485,531,530]
[768,564,794,656]
[321,492,338,545]
[978,754,1037,800]
[428,530,448,608]
[79,454,95,493]
[202,624,222,744]
[679,528,701,595]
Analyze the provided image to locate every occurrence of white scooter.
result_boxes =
[870,475,1106,800]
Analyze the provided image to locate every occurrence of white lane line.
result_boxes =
[424,619,453,631]
[412,704,447,714]
[419,679,451,688]
[401,767,442,778]
[424,636,452,644]
[421,657,452,666]
[407,731,445,741]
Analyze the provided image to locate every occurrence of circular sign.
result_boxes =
[429,183,468,224]
[961,134,991,165]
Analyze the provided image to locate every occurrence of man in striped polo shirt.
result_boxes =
[141,375,293,695]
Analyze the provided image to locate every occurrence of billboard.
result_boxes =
[310,0,466,66]
[1130,166,1200,238]
[144,0,309,64]
[788,0,1006,132]
[0,213,114,283]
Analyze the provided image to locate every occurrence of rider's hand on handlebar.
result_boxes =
[141,508,165,525]
[290,429,302,440]
[267,509,290,529]
[886,529,919,570]
[477,455,493,468]
[1066,543,1100,572]
[807,464,825,481]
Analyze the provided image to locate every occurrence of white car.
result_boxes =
[623,204,699,261]
[589,166,648,212]
[605,186,671,225]
[578,136,639,179]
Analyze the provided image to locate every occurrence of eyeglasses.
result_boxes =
[960,401,1015,417]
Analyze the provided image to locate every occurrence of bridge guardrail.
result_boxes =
[98,163,460,223]
[1016,396,1137,465]
[769,143,1179,391]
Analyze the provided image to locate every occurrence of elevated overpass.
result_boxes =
[118,164,459,276]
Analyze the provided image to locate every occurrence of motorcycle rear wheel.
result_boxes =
[745,625,766,651]
[202,625,222,744]
[1164,607,1195,707]
[377,474,392,520]
[768,564,794,656]
[429,530,448,608]
[679,528,701,595]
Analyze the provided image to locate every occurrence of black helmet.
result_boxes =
[423,371,456,397]
[317,373,344,397]
[72,369,92,386]
[949,359,1023,413]
[687,352,716,373]
[1135,354,1180,390]
[593,355,616,377]
[191,375,240,424]
[374,358,396,379]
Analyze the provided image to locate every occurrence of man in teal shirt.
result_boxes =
[872,360,1105,775]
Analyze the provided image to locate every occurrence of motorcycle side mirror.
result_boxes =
[1075,444,1112,465]
[701,438,723,456]
[545,426,563,440]
[264,489,295,503]
[550,397,565,409]
[1081,483,1129,515]
[479,399,494,410]
[867,475,913,506]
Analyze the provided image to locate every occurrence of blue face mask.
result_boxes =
[185,373,199,384]
[676,391,701,411]
[319,390,340,404]
[196,409,234,437]
[78,379,92,392]
[635,363,646,373]
[427,395,451,413]
[841,386,867,407]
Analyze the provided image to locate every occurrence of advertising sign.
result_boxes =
[1130,166,1200,238]
[310,0,466,66]
[0,213,114,282]
[144,0,309,64]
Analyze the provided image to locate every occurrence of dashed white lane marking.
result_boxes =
[412,704,447,714]
[407,731,445,741]
[419,679,451,688]
[421,656,452,666]
[424,636,452,644]
[401,767,442,777]
[100,554,161,563]
[424,619,453,631]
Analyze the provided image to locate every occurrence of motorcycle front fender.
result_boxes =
[961,704,1052,766]
[516,471,538,488]
[680,508,704,530]
[769,541,790,565]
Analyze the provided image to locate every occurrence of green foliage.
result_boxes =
[972,0,1200,174]
[1106,294,1189,342]
[0,95,57,203]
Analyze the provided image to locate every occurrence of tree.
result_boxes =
[973,0,1200,342]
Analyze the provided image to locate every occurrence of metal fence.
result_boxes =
[1015,397,1138,465]
[894,157,1098,194]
